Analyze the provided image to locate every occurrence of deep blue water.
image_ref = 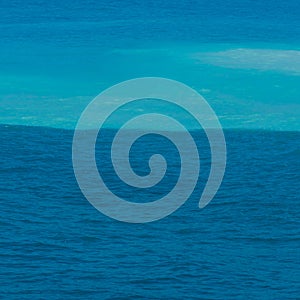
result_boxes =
[1,0,300,298]
[1,125,299,299]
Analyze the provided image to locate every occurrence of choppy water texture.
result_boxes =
[1,125,300,299]
[1,0,300,299]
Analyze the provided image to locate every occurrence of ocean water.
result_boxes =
[1,0,300,131]
[1,0,300,299]
[1,125,299,299]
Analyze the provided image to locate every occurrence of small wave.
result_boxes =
[194,48,300,75]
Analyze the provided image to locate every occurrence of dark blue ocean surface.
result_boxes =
[1,125,299,299]
[1,0,300,44]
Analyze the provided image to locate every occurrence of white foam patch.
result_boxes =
[194,48,300,75]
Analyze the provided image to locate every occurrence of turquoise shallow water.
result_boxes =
[1,43,300,131]
[1,0,300,131]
